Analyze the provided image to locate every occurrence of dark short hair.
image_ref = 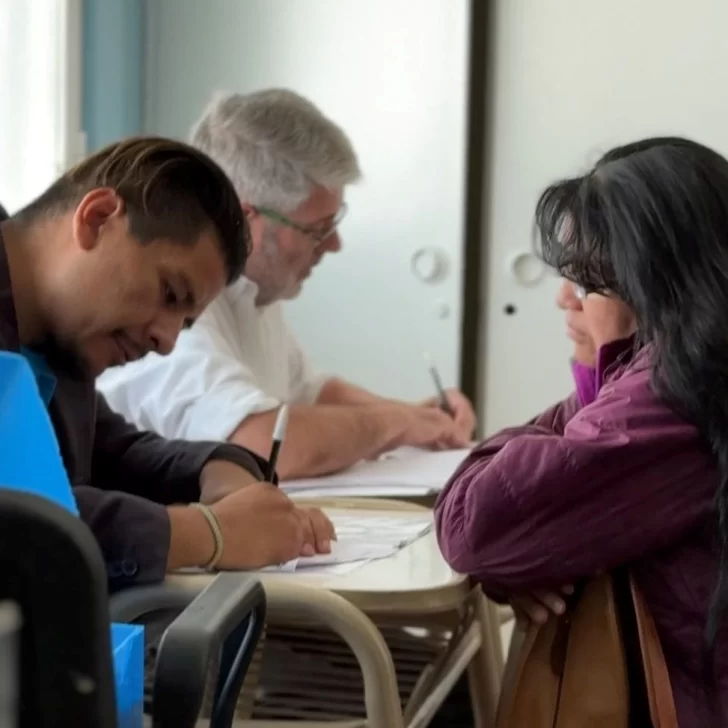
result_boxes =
[15,136,249,284]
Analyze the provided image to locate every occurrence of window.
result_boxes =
[0,0,83,212]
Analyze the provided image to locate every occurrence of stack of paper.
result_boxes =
[282,446,472,498]
[265,512,433,574]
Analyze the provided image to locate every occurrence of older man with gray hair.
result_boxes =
[98,89,475,480]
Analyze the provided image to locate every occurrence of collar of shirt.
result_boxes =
[224,276,261,308]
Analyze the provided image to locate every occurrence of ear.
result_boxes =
[241,202,258,220]
[72,188,125,251]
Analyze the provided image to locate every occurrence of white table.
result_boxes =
[168,499,505,728]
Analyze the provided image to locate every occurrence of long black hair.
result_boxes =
[535,136,728,650]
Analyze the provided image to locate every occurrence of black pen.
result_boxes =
[424,352,455,418]
[265,405,289,482]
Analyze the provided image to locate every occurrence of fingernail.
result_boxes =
[320,540,331,552]
[302,543,315,556]
[554,600,565,614]
[535,608,548,624]
[563,585,575,594]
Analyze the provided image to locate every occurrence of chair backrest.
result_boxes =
[0,490,118,728]
[0,353,78,514]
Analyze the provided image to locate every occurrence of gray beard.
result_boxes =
[252,226,294,306]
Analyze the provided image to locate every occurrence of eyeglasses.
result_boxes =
[574,284,587,300]
[256,203,348,246]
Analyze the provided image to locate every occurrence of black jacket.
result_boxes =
[0,225,266,589]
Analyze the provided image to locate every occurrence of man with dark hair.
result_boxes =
[0,136,333,590]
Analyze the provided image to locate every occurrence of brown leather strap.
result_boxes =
[630,578,679,728]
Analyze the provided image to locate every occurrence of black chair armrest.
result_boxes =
[109,580,206,624]
[110,574,266,728]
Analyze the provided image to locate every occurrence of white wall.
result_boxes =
[145,0,470,401]
[481,0,728,433]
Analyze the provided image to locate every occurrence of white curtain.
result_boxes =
[0,0,81,213]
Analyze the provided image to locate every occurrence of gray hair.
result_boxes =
[190,89,361,212]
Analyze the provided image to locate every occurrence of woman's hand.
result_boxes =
[510,585,574,626]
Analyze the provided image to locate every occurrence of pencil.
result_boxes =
[424,352,455,417]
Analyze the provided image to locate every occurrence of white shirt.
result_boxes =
[97,277,327,442]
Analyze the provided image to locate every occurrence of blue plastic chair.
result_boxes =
[0,352,266,727]
[0,350,78,514]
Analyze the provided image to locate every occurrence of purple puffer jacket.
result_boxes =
[435,337,726,727]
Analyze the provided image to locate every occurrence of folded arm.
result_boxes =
[435,369,715,597]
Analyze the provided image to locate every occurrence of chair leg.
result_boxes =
[467,592,505,728]
[264,583,405,728]
[198,625,267,721]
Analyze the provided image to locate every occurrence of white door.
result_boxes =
[482,0,728,434]
[145,0,470,401]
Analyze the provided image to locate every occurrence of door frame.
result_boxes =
[459,0,493,435]
[56,0,86,172]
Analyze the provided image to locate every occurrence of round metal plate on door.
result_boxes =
[411,247,449,284]
[509,252,546,287]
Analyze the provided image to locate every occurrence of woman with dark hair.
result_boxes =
[435,137,728,725]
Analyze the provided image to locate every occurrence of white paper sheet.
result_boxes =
[295,542,395,566]
[266,513,433,573]
[179,514,433,577]
[262,558,367,576]
[281,483,436,499]
[281,446,471,497]
[260,559,299,573]
[292,560,370,576]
